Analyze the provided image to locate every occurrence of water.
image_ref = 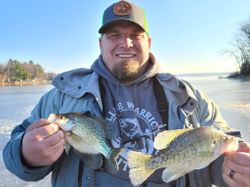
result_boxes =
[0,73,250,186]
[0,85,53,187]
[179,73,250,142]
[0,85,53,136]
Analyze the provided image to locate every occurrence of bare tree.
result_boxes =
[223,19,250,76]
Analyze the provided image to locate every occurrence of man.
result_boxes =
[3,1,250,187]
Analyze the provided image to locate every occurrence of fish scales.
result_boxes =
[150,128,213,168]
[68,116,111,156]
[127,126,239,186]
[48,113,120,173]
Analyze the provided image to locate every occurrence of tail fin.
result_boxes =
[127,151,155,186]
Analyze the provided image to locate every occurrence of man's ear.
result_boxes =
[99,37,102,48]
[148,36,152,48]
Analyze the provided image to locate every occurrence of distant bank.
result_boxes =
[0,80,51,86]
[227,72,250,80]
[0,59,56,87]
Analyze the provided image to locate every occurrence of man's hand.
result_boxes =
[22,119,65,167]
[222,142,250,187]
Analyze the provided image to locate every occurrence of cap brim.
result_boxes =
[98,19,146,33]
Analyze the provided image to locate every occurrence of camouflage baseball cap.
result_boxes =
[99,1,149,34]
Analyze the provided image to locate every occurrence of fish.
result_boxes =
[127,126,239,186]
[48,113,119,172]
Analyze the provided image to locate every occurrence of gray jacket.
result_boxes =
[3,68,233,187]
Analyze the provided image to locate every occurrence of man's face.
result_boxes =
[99,21,151,82]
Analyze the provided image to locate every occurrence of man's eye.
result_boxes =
[108,34,119,39]
[131,34,143,39]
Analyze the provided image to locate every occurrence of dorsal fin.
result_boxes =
[99,118,116,140]
[53,112,116,141]
[85,115,116,140]
[154,128,192,150]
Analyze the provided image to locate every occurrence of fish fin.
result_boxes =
[106,148,122,174]
[105,126,116,140]
[102,120,116,140]
[90,115,105,124]
[154,128,192,150]
[61,112,85,117]
[162,168,186,183]
[71,113,115,140]
[81,154,103,170]
[127,151,155,186]
[64,143,71,154]
[85,115,116,140]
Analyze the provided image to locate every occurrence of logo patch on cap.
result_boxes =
[113,1,132,16]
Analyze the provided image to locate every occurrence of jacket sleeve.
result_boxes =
[3,88,62,181]
[184,80,241,135]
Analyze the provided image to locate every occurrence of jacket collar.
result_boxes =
[53,68,198,114]
[52,68,103,110]
[156,73,198,113]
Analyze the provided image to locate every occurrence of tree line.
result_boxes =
[224,19,250,77]
[0,59,56,85]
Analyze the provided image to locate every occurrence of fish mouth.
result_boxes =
[56,120,73,132]
[57,122,67,131]
[218,136,239,154]
[48,113,72,131]
[48,113,58,122]
[229,136,239,151]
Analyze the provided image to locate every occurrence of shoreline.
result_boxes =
[0,80,51,87]
[226,73,250,80]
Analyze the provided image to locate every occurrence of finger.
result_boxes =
[225,156,250,178]
[30,123,60,140]
[40,138,65,165]
[52,140,65,160]
[223,165,238,187]
[53,143,65,160]
[222,172,242,187]
[26,119,51,132]
[226,152,250,166]
[42,130,65,147]
[48,138,65,153]
[238,142,250,152]
[223,164,250,187]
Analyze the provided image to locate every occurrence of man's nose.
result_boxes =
[119,36,133,48]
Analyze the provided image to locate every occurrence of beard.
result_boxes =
[111,59,141,82]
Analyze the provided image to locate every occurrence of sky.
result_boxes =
[1,0,250,74]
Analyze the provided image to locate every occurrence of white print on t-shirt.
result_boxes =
[105,101,166,172]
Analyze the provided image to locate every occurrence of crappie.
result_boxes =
[127,126,239,186]
[48,113,119,171]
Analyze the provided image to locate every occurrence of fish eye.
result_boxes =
[213,140,217,144]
